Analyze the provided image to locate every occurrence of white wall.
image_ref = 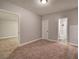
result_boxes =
[0,1,42,43]
[42,8,78,44]
[69,25,78,44]
[0,11,18,38]
[0,21,18,38]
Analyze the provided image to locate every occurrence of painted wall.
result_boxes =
[69,25,78,44]
[0,21,18,38]
[0,1,42,43]
[0,11,18,38]
[42,8,78,44]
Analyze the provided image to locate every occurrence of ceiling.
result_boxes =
[3,0,78,15]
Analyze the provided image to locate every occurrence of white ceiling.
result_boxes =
[5,0,78,15]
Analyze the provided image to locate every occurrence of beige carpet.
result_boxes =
[8,40,77,59]
[0,37,19,59]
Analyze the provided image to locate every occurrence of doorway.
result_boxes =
[0,9,19,59]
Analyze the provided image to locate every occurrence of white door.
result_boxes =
[42,19,48,39]
[58,17,68,42]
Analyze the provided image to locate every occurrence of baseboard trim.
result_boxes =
[0,36,17,40]
[19,38,78,47]
[69,43,78,47]
[43,39,57,42]
[20,38,42,47]
[44,39,78,47]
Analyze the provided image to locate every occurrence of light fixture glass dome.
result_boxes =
[40,0,48,4]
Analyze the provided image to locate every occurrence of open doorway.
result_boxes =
[0,9,20,59]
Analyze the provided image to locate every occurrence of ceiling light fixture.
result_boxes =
[40,0,48,4]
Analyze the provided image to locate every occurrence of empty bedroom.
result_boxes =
[0,0,78,59]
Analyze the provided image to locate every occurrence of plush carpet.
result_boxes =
[8,40,77,59]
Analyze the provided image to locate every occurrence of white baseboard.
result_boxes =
[69,43,78,47]
[0,36,17,40]
[44,39,78,47]
[20,38,41,47]
[19,38,78,47]
[44,39,57,42]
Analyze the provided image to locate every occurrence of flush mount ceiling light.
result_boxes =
[40,0,48,4]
